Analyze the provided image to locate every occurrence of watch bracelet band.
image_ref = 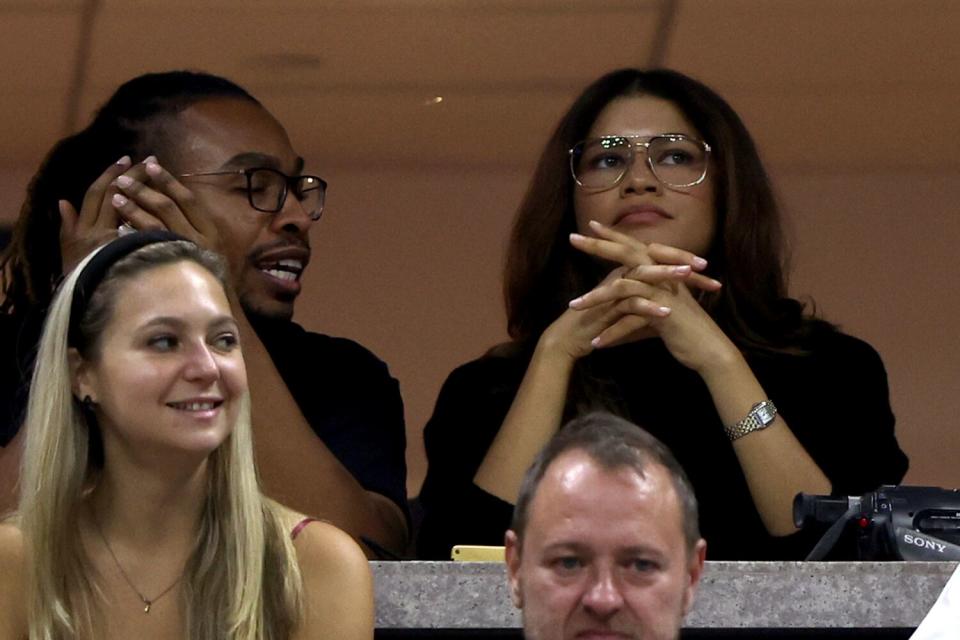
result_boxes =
[724,400,777,442]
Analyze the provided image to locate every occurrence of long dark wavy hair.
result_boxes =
[502,68,828,415]
[505,67,824,352]
[0,70,258,319]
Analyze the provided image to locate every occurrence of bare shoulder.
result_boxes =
[282,511,374,640]
[0,521,25,580]
[0,522,27,639]
[290,516,369,580]
[0,520,23,545]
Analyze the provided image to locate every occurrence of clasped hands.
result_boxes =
[540,220,738,374]
[59,155,221,275]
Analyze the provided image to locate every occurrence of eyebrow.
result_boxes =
[138,315,239,332]
[219,152,305,174]
[542,541,591,555]
[541,541,666,558]
[618,545,667,559]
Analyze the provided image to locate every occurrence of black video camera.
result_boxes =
[794,485,960,560]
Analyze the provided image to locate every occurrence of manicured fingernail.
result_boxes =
[711,279,722,288]
[116,175,133,188]
[570,233,587,242]
[658,306,672,315]
[673,265,692,274]
[591,337,603,347]
[588,220,604,229]
[145,161,162,176]
[142,155,157,164]
[112,193,128,207]
[693,257,708,269]
[116,155,131,166]
[569,296,584,307]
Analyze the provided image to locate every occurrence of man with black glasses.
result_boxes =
[0,71,408,556]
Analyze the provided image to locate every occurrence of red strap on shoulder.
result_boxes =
[290,517,318,540]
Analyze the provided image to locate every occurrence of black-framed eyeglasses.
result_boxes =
[179,167,327,221]
[569,134,711,191]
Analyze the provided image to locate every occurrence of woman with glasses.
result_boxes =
[417,68,908,560]
[0,232,373,639]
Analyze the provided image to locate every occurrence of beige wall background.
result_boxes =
[1,1,959,495]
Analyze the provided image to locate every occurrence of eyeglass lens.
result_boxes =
[248,169,324,220]
[572,136,707,190]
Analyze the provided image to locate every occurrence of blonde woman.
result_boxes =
[0,231,373,639]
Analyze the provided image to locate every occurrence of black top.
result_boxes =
[250,316,409,515]
[417,328,909,560]
[0,314,409,517]
[0,313,40,447]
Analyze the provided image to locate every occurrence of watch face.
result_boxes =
[757,403,776,425]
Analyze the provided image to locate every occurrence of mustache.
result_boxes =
[248,238,310,261]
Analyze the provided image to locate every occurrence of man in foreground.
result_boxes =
[505,412,706,639]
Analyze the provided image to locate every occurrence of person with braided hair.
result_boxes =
[0,71,408,557]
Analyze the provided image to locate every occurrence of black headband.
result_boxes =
[68,230,185,346]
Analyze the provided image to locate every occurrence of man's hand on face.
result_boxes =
[109,156,224,256]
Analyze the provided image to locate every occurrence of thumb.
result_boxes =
[58,199,78,237]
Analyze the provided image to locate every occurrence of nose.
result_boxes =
[581,567,625,619]
[620,148,661,196]
[183,341,220,384]
[270,190,315,236]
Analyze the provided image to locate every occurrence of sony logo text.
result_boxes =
[903,534,946,553]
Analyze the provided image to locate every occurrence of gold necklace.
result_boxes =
[90,511,184,614]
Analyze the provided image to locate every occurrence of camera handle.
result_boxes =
[805,502,861,561]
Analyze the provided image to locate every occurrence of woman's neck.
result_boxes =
[87,457,208,551]
[78,460,207,626]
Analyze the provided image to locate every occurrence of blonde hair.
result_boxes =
[17,240,303,639]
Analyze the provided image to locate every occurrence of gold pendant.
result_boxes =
[144,601,151,613]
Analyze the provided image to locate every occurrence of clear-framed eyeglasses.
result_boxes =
[569,134,711,191]
[179,167,327,221]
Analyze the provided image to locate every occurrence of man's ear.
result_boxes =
[68,347,94,402]
[504,529,523,609]
[682,538,707,616]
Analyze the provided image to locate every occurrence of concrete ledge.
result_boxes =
[372,561,958,630]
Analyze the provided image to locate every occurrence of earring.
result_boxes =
[82,395,96,409]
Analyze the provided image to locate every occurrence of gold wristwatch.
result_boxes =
[725,400,777,442]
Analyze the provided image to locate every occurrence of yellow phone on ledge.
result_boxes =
[451,545,506,562]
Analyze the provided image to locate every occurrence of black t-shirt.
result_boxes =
[0,313,40,446]
[416,328,909,560]
[250,317,408,515]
